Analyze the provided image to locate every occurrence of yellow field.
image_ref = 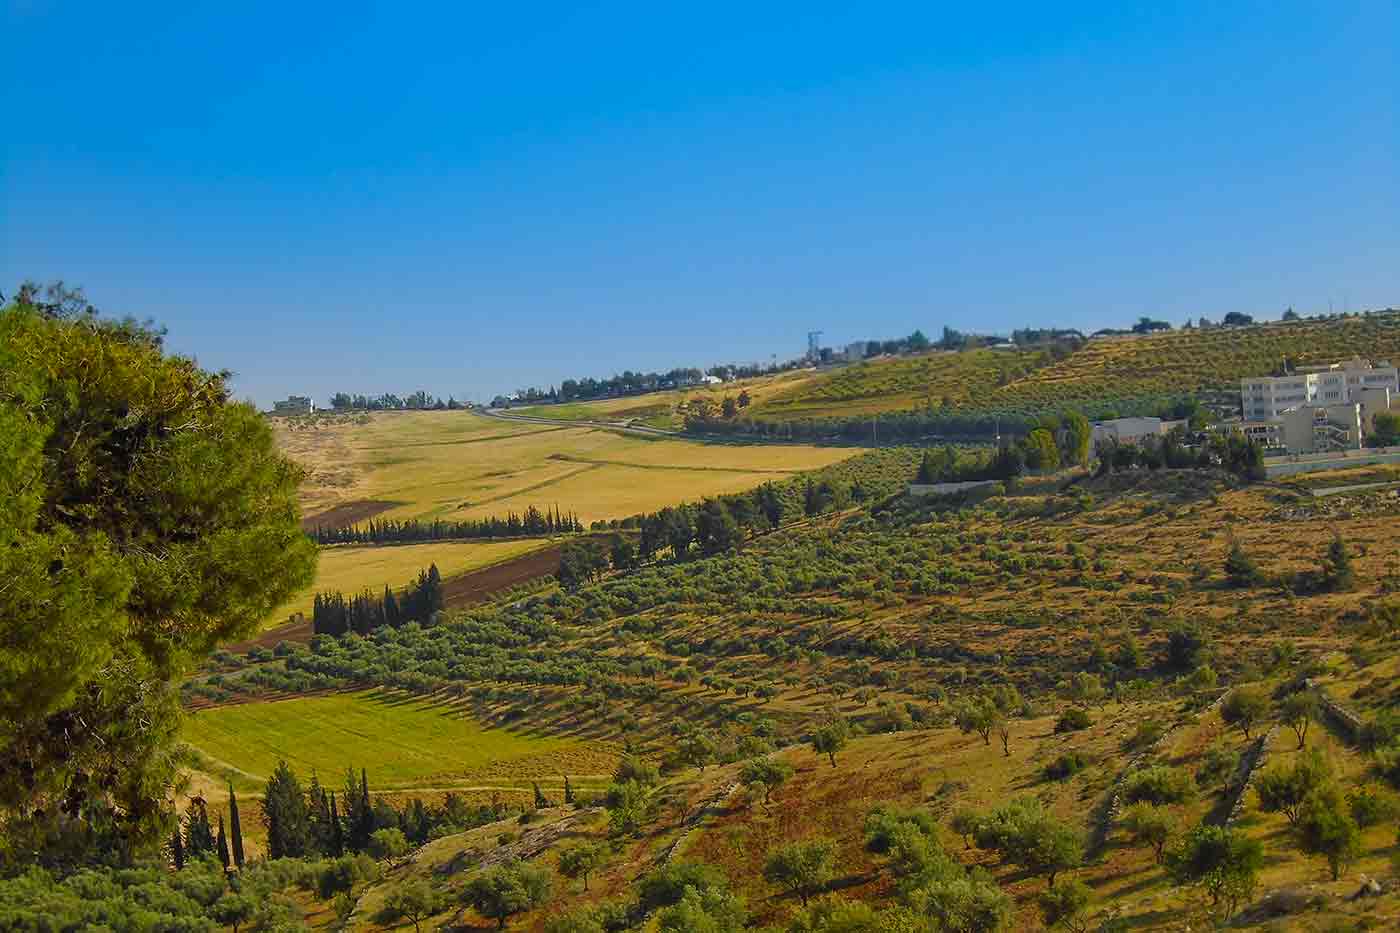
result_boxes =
[274,409,855,525]
[264,538,549,629]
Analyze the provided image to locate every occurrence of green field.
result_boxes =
[182,691,585,788]
[263,538,551,629]
[275,409,855,525]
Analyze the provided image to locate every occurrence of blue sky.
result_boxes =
[3,1,1396,406]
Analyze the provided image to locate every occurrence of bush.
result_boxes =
[1195,744,1239,788]
[637,861,727,911]
[1348,784,1400,828]
[1123,719,1166,751]
[367,828,408,860]
[1043,752,1089,782]
[1054,707,1092,733]
[1122,766,1194,806]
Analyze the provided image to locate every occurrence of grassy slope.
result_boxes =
[274,409,855,525]
[192,464,1400,929]
[747,312,1400,421]
[182,690,616,789]
[265,538,553,629]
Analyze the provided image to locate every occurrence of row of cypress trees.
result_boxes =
[171,781,246,871]
[311,564,445,636]
[310,505,582,545]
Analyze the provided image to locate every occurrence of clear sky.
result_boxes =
[4,2,1396,406]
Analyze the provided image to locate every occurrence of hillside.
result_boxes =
[183,457,1400,930]
[274,409,854,526]
[745,311,1400,428]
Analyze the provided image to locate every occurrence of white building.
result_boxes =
[1278,403,1364,453]
[1091,416,1187,448]
[1238,358,1397,453]
[1241,358,1398,419]
[272,395,315,416]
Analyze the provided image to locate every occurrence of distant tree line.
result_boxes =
[310,506,582,545]
[311,564,444,636]
[914,411,1094,483]
[327,391,468,411]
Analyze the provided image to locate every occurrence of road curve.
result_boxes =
[478,406,682,439]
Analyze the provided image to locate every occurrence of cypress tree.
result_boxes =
[564,775,574,805]
[533,782,548,810]
[329,791,345,857]
[172,831,184,870]
[216,813,230,869]
[229,781,246,869]
[349,768,374,852]
[263,759,310,860]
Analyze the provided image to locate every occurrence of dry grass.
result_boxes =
[274,409,855,525]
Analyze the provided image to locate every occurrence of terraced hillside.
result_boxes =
[745,310,1400,427]
[186,458,1400,930]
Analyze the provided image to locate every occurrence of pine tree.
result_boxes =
[533,782,548,810]
[216,813,230,869]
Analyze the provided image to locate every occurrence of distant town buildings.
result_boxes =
[271,395,315,416]
[1241,357,1396,419]
[1238,358,1396,453]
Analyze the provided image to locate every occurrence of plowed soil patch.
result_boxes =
[228,544,560,651]
[301,499,400,531]
[441,544,561,608]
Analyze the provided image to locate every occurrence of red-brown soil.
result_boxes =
[227,544,561,652]
[300,499,401,531]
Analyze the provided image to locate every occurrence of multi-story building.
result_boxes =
[1278,403,1363,453]
[1240,358,1398,419]
[272,395,315,416]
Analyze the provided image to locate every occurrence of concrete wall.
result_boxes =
[1263,446,1400,478]
[908,480,999,497]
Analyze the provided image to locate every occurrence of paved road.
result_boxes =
[479,405,683,439]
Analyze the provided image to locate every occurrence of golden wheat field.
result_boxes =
[274,409,855,526]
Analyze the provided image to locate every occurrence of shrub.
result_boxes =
[1348,783,1400,828]
[1122,766,1194,806]
[367,828,408,860]
[1195,744,1239,788]
[1054,708,1092,733]
[1043,752,1089,782]
[1123,719,1165,751]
